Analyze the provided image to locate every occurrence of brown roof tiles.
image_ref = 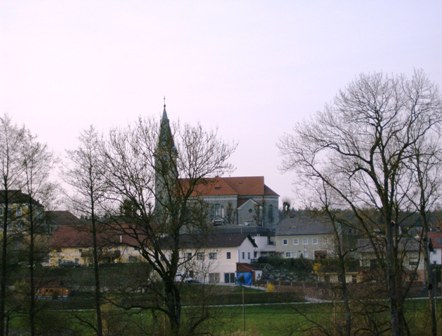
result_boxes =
[187,176,278,197]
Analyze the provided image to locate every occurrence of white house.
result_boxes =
[178,232,258,284]
[429,231,442,265]
[250,234,276,260]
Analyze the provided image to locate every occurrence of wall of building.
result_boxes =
[203,194,279,228]
[275,234,335,260]
[430,249,442,265]
[178,239,257,284]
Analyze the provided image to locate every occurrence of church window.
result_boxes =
[214,204,221,216]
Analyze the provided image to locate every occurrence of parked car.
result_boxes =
[59,260,79,268]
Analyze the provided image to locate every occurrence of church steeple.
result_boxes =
[155,99,178,213]
[162,96,168,120]
[158,98,176,153]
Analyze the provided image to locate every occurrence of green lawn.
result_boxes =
[7,291,442,335]
[208,304,325,336]
[208,299,442,336]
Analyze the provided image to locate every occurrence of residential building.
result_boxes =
[250,233,276,260]
[276,211,337,260]
[48,225,140,267]
[177,232,258,284]
[357,238,425,281]
[429,231,442,265]
[0,190,44,235]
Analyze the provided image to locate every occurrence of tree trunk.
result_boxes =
[165,281,181,336]
[423,235,437,336]
[28,201,36,336]
[91,209,103,336]
[0,191,9,336]
[337,253,351,336]
[385,216,408,336]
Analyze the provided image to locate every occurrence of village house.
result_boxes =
[275,211,338,260]
[428,231,442,265]
[0,190,45,235]
[47,225,140,267]
[357,238,425,281]
[177,232,259,284]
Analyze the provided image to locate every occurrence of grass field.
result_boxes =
[208,304,325,336]
[8,291,442,335]
[209,298,442,336]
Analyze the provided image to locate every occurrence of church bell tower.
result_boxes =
[154,100,178,212]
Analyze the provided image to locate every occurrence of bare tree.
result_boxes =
[0,115,26,336]
[99,110,235,335]
[405,138,442,336]
[65,126,106,336]
[318,184,354,336]
[279,71,442,336]
[20,129,55,336]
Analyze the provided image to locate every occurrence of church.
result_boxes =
[156,102,279,231]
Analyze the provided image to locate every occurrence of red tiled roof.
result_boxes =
[189,177,237,196]
[428,231,442,249]
[50,226,96,248]
[237,263,260,272]
[186,176,278,197]
[50,223,147,249]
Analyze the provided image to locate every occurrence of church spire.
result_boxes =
[162,96,167,119]
[155,98,178,214]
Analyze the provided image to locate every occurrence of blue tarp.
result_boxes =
[236,272,253,286]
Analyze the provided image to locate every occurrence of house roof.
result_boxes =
[51,226,94,248]
[356,238,420,253]
[0,190,43,207]
[49,225,125,249]
[276,211,334,236]
[177,232,258,249]
[428,231,442,249]
[188,176,279,198]
[50,223,258,251]
[237,263,261,272]
[45,210,83,226]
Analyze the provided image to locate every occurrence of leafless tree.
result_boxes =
[0,115,26,336]
[318,184,354,336]
[20,129,55,336]
[99,113,235,335]
[404,137,442,336]
[65,126,106,336]
[279,71,442,336]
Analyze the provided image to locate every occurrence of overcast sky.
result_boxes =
[1,1,441,207]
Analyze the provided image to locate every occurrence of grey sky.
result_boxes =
[1,1,441,207]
